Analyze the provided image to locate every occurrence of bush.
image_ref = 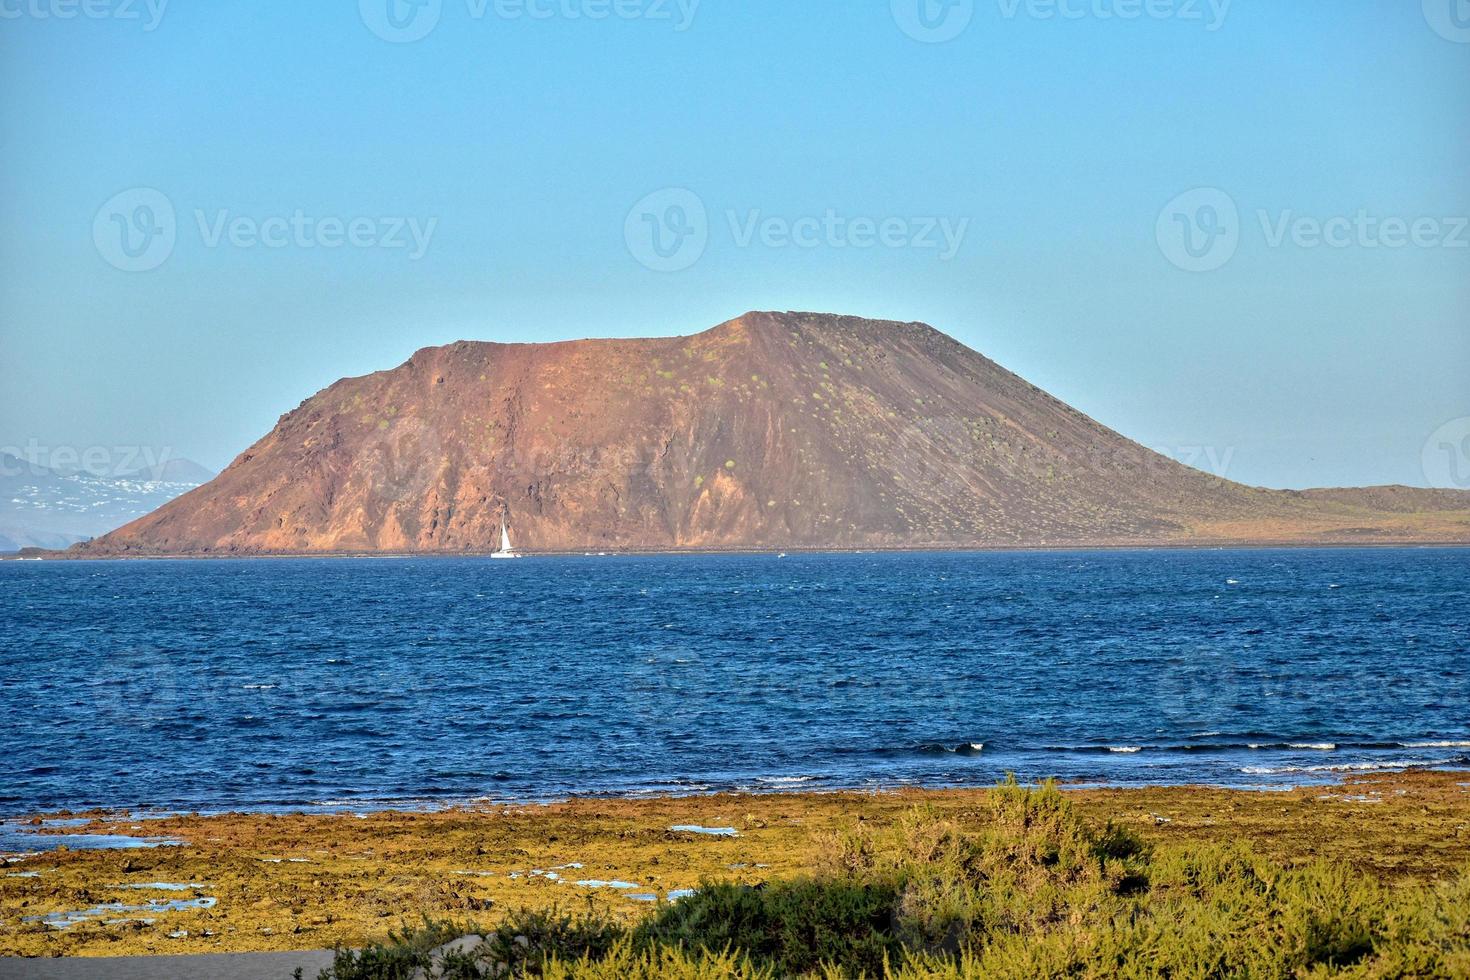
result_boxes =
[477,905,624,975]
[310,917,479,980]
[634,878,900,977]
[313,780,1470,979]
[543,939,774,979]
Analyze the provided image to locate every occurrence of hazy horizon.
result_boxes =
[2,2,1467,489]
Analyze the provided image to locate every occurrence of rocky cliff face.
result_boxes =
[75,312,1470,555]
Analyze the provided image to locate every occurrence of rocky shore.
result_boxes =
[3,771,1469,959]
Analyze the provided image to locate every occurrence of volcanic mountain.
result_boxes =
[72,312,1470,555]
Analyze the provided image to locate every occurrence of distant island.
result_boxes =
[64,312,1470,556]
[0,454,213,553]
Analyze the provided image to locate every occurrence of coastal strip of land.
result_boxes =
[3,771,1469,959]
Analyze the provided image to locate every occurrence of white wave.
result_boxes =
[1109,746,1143,754]
[1400,741,1470,748]
[1288,743,1337,751]
[1241,757,1454,775]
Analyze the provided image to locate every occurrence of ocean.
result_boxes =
[3,548,1467,815]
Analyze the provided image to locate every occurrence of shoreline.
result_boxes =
[4,771,1469,958]
[10,539,1470,561]
[9,750,1470,821]
[0,766,1454,824]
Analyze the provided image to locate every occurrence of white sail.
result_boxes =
[491,515,522,558]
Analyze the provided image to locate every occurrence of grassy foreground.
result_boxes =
[3,772,1470,975]
[314,777,1470,979]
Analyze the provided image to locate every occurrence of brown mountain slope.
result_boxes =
[74,312,1470,555]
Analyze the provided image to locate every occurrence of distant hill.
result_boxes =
[0,452,212,552]
[114,458,216,484]
[70,312,1470,555]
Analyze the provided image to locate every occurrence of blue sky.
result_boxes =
[1,0,1467,487]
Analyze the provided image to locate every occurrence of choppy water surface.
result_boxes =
[2,549,1467,814]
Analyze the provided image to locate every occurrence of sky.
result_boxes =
[1,0,1467,488]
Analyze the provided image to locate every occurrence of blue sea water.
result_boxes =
[2,549,1467,816]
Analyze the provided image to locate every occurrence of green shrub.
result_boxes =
[633,878,900,977]
[312,917,479,980]
[478,905,624,975]
[543,939,774,979]
[313,780,1470,979]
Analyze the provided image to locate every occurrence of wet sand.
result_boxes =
[3,771,1468,958]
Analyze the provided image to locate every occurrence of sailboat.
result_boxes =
[491,518,522,559]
